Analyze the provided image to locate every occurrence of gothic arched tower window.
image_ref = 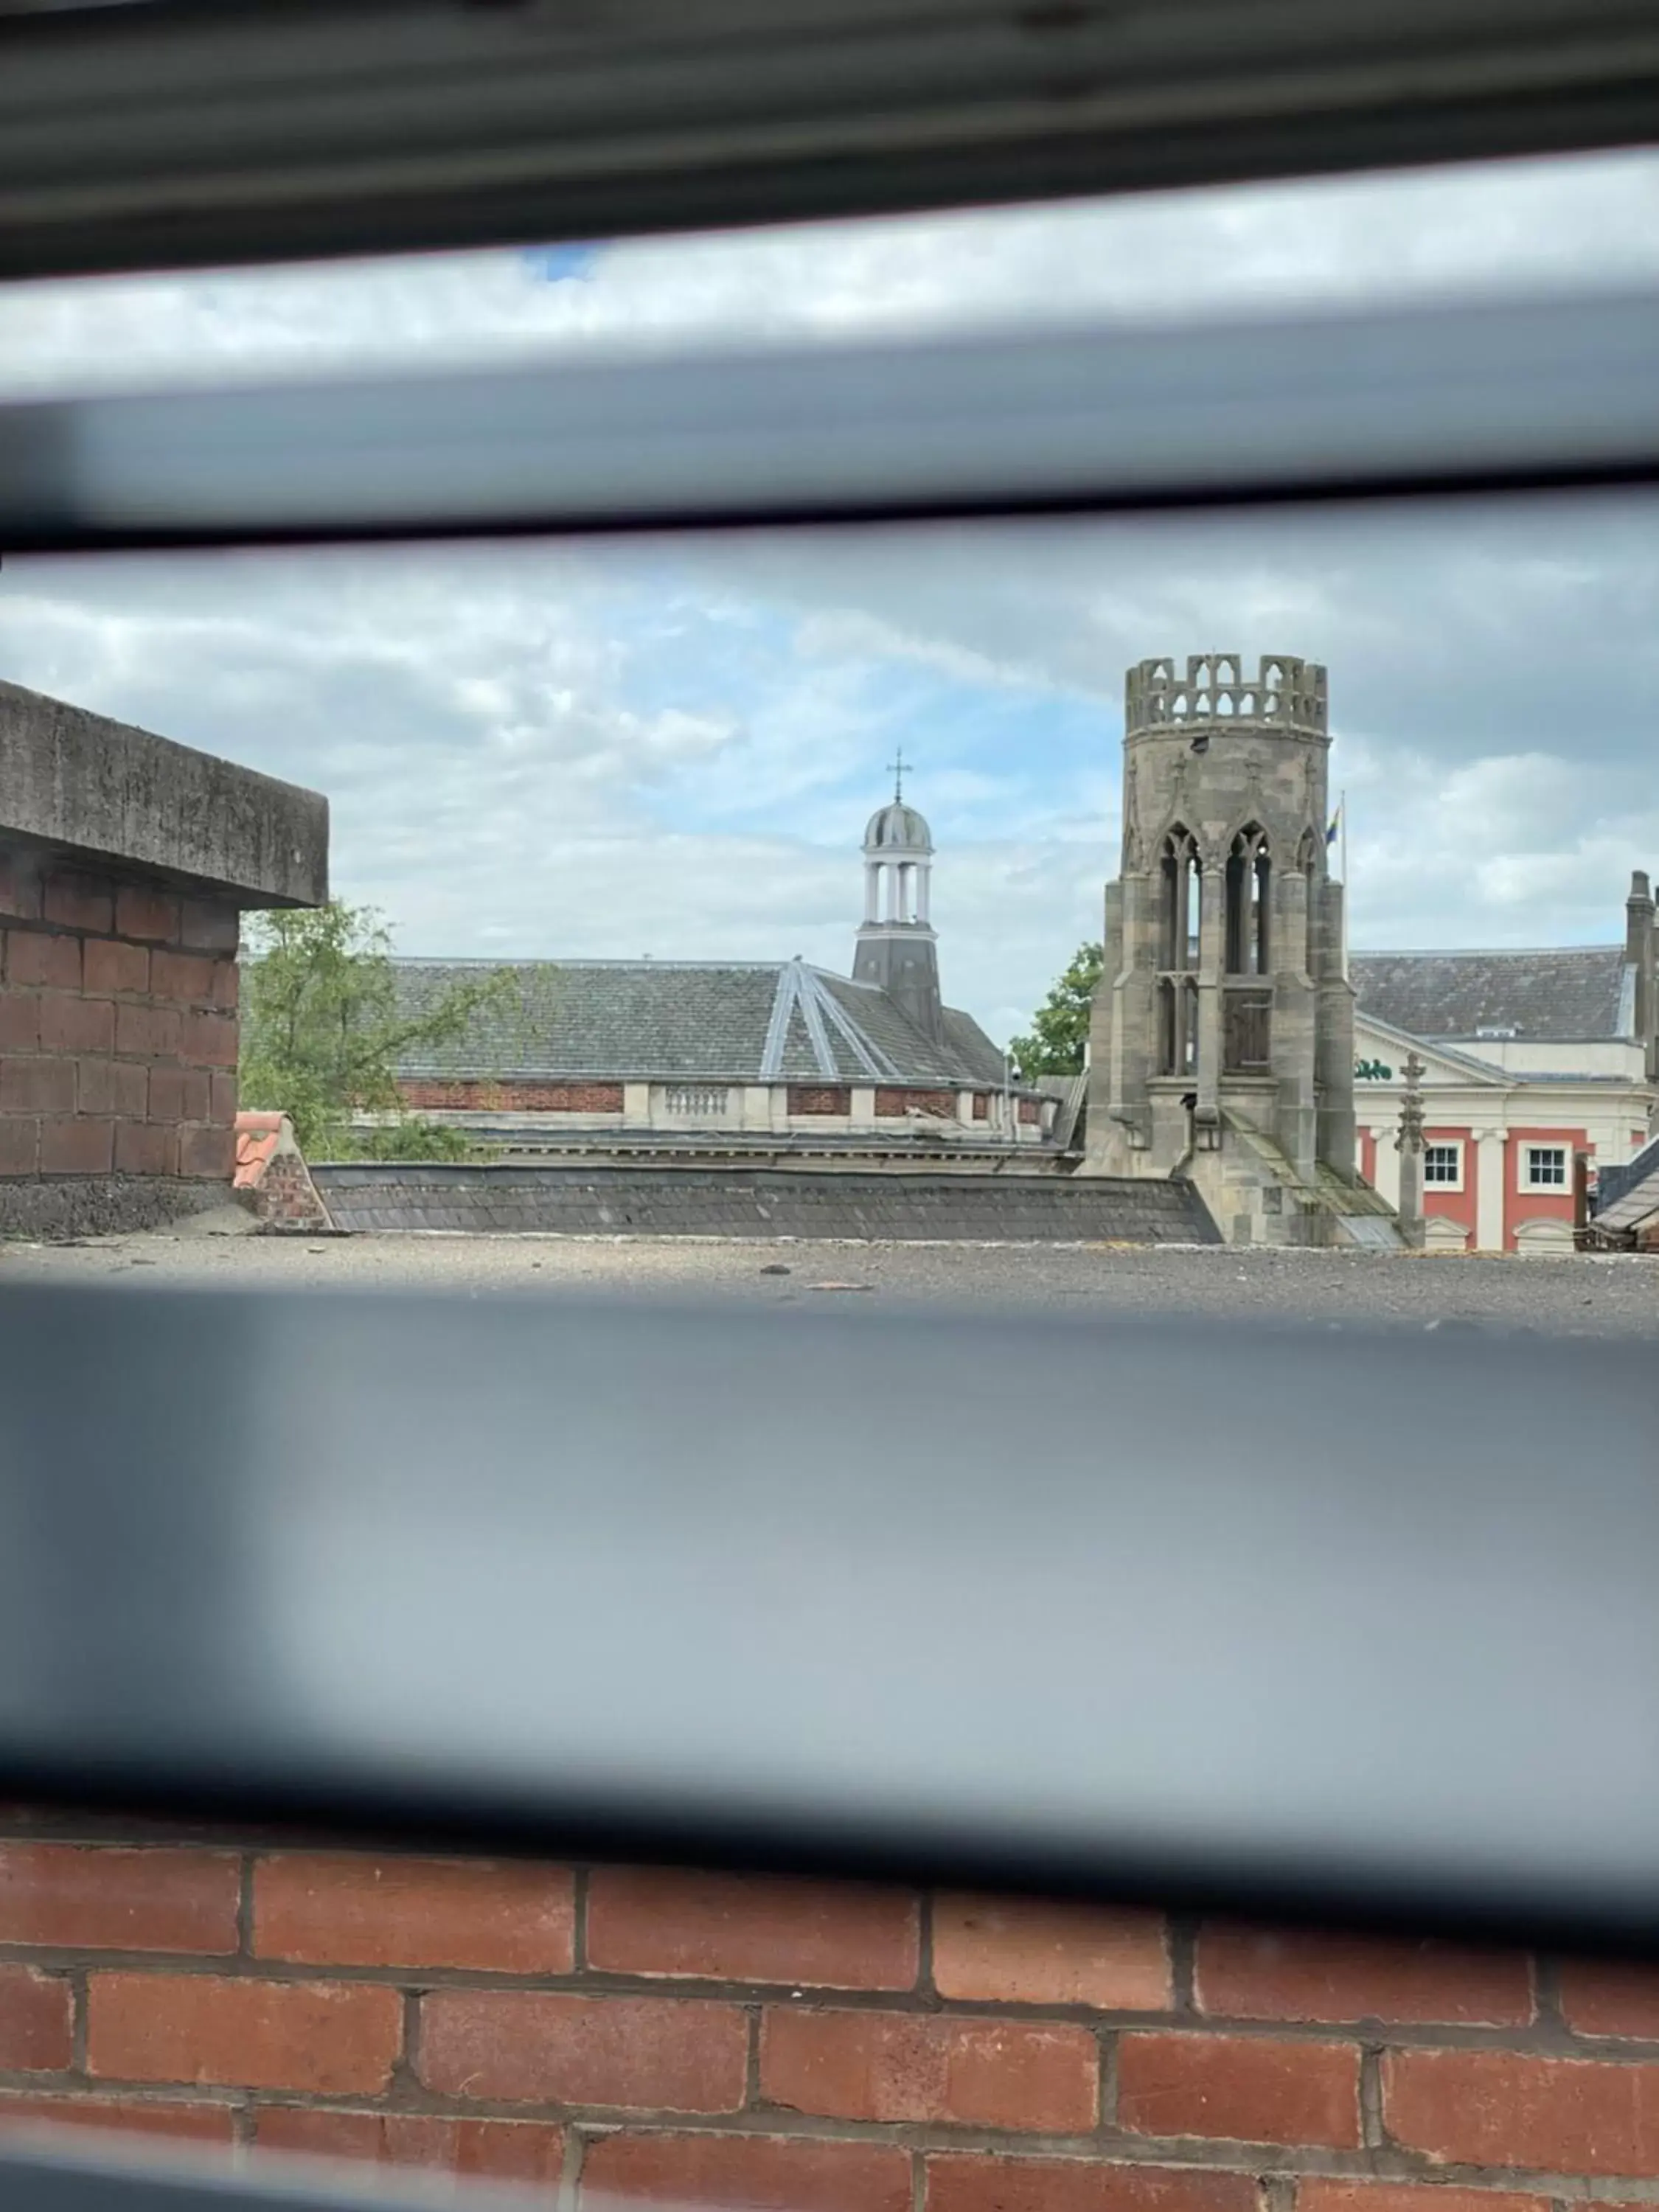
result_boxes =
[1225,824,1270,975]
[1161,827,1200,973]
[1158,827,1202,1075]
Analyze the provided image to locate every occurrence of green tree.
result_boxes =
[1008,941,1104,1079]
[239,902,518,1160]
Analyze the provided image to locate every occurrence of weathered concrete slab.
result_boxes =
[0,680,327,905]
[311,1163,1220,1243]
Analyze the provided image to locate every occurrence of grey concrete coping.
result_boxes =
[308,1163,1220,1244]
[0,681,327,907]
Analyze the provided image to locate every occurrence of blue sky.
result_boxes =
[614,581,1110,847]
[1,153,1658,1043]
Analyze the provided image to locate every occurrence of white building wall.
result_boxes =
[1456,1037,1645,1079]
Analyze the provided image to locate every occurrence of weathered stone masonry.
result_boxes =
[0,681,327,1237]
[3,1817,1658,2212]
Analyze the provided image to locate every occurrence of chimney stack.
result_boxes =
[1628,869,1656,1082]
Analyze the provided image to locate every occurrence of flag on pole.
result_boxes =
[1326,804,1342,846]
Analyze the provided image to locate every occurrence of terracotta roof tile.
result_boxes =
[234,1110,284,1187]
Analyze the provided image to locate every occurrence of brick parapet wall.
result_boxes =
[0,846,239,1231]
[3,1823,1657,2208]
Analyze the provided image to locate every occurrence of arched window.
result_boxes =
[1158,975,1200,1077]
[1225,825,1270,975]
[1161,827,1200,972]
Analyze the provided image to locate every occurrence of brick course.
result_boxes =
[928,2160,1262,2212]
[1,1821,1656,2211]
[0,2094,236,2145]
[254,1852,575,1974]
[934,1894,1169,2009]
[584,2130,911,2212]
[1557,1959,1659,2038]
[420,1989,748,2112]
[1382,2048,1659,2175]
[251,2107,566,2178]
[762,2007,1099,2131]
[88,1973,403,2095]
[0,1964,72,2073]
[587,1866,917,1989]
[0,1841,240,1953]
[1117,2033,1361,2149]
[1195,1924,1532,2026]
[396,1077,623,1113]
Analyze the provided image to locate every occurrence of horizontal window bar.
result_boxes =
[3,287,1658,552]
[1,1282,1657,1954]
[3,0,1659,281]
[2,2140,425,2212]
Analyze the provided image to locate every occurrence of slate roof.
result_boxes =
[390,959,1007,1087]
[1594,1133,1659,1228]
[1351,946,1632,1042]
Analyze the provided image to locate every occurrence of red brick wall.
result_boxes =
[397,1079,624,1113]
[787,1085,850,1116]
[876,1087,956,1118]
[0,847,238,1186]
[1,1823,1651,2211]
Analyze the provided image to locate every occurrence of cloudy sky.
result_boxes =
[2,147,1658,1045]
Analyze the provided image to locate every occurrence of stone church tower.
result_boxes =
[1086,653,1357,1228]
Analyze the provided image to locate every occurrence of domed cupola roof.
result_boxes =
[863,799,933,853]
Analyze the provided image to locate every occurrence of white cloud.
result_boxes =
[4,145,1659,397]
[2,151,1658,1039]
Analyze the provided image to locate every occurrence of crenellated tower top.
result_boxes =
[1125,653,1327,738]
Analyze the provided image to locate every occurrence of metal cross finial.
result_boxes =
[889,748,909,801]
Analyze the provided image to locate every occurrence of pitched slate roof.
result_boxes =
[1594,1133,1659,1229]
[1351,947,1632,1042]
[389,959,1006,1087]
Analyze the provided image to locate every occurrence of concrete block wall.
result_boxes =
[2,1818,1657,2211]
[0,845,240,1235]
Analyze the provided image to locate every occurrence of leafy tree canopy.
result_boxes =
[1008,941,1104,1079]
[239,901,518,1161]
